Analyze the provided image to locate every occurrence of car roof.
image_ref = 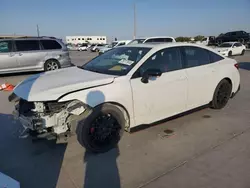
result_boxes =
[125,42,213,49]
[0,37,59,41]
[134,36,175,40]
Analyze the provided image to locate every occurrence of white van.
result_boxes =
[99,40,131,55]
[128,36,176,45]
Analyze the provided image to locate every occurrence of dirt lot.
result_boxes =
[0,51,250,188]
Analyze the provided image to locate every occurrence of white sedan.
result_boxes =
[215,42,246,57]
[9,43,240,153]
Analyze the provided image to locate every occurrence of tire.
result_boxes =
[241,49,245,55]
[76,104,125,153]
[228,51,232,57]
[44,59,60,71]
[211,79,232,109]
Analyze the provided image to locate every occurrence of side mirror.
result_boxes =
[141,69,162,84]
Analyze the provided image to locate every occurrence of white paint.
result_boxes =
[13,43,240,130]
[66,36,107,44]
[215,42,246,57]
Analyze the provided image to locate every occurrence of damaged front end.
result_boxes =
[9,93,91,141]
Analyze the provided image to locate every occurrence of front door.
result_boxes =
[0,40,19,72]
[130,47,188,126]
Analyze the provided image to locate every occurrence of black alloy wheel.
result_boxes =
[77,104,125,153]
[211,79,232,109]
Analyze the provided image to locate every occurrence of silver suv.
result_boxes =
[0,37,72,74]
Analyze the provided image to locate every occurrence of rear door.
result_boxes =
[181,46,220,109]
[233,43,244,55]
[0,40,19,72]
[15,39,44,70]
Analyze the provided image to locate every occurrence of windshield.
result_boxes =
[82,47,151,76]
[128,39,146,45]
[219,43,233,48]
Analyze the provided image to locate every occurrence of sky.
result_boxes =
[1,0,250,41]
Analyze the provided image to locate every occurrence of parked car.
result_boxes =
[98,40,131,55]
[215,42,246,57]
[128,36,176,45]
[215,31,250,47]
[196,36,216,46]
[10,43,240,153]
[0,37,72,74]
[91,44,106,52]
[78,43,88,51]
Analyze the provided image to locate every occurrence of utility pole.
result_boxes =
[133,3,136,39]
[36,24,40,37]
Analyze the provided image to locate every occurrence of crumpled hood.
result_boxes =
[13,66,115,101]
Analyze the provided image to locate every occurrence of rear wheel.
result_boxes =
[44,59,60,71]
[228,51,232,57]
[211,79,232,109]
[76,104,125,153]
[241,49,245,55]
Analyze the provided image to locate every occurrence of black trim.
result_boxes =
[129,104,209,133]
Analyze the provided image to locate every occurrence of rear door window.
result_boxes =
[182,46,210,67]
[0,40,12,53]
[208,51,224,63]
[40,40,62,50]
[145,38,173,43]
[15,40,40,52]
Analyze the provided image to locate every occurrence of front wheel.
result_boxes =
[76,104,125,153]
[228,51,232,57]
[241,49,245,55]
[211,79,232,109]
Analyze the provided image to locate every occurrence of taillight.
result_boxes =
[234,63,239,69]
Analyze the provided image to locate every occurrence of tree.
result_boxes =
[175,37,191,42]
[194,35,205,41]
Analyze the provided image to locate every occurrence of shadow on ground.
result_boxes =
[82,90,121,188]
[83,148,120,188]
[238,62,250,71]
[0,113,67,188]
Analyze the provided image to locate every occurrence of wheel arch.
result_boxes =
[94,101,131,132]
[211,77,233,101]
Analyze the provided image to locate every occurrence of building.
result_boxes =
[66,36,107,45]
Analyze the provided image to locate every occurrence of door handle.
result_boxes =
[18,53,23,56]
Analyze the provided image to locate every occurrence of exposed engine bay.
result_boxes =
[10,93,90,140]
